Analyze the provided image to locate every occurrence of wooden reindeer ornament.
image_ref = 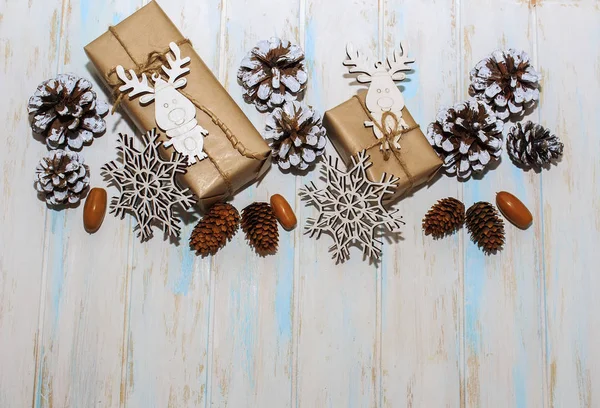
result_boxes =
[116,42,208,166]
[344,43,415,152]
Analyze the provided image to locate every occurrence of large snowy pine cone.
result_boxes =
[506,121,564,168]
[469,49,541,121]
[264,100,327,171]
[238,37,308,112]
[28,73,109,150]
[427,99,504,180]
[35,150,90,206]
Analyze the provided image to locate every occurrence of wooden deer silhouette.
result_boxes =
[344,43,415,151]
[116,42,208,165]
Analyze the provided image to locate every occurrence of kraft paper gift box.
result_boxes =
[323,90,442,202]
[85,1,271,211]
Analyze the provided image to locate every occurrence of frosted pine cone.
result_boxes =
[469,49,541,121]
[238,37,308,112]
[264,100,327,171]
[507,121,563,169]
[35,150,90,206]
[427,99,503,180]
[28,74,109,150]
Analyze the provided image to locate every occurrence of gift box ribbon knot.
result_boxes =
[353,95,417,191]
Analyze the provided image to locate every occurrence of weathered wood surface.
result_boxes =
[0,0,598,406]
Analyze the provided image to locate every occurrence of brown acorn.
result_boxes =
[190,203,240,257]
[465,202,505,254]
[241,202,279,255]
[422,197,465,239]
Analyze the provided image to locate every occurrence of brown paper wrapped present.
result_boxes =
[85,1,270,211]
[323,90,442,202]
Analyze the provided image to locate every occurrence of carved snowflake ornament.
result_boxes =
[299,150,404,263]
[102,128,196,242]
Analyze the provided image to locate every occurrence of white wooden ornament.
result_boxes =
[299,150,404,263]
[101,128,196,242]
[344,42,415,151]
[116,42,208,166]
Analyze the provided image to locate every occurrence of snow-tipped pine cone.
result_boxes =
[264,100,327,171]
[35,150,90,206]
[427,99,504,180]
[238,37,308,112]
[28,74,109,150]
[469,49,541,121]
[506,121,564,169]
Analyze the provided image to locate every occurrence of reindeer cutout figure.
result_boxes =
[344,43,415,152]
[116,42,208,166]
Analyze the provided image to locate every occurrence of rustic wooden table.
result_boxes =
[1,0,598,406]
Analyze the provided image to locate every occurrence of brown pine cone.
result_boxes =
[238,37,308,112]
[422,197,465,239]
[35,149,90,206]
[466,202,505,254]
[28,74,109,150]
[507,121,563,169]
[241,202,279,255]
[264,100,327,171]
[469,49,541,121]
[190,203,240,257]
[427,99,503,180]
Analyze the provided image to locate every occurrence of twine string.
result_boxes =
[353,95,416,190]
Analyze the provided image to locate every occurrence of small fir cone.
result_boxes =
[241,202,279,255]
[469,49,541,121]
[422,197,465,239]
[35,150,90,206]
[28,73,109,150]
[190,203,240,256]
[238,37,308,112]
[506,121,564,169]
[427,99,503,180]
[465,202,505,254]
[264,100,327,171]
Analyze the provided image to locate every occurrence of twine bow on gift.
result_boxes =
[353,94,418,191]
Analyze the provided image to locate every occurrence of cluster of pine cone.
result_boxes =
[29,73,108,207]
[190,202,279,257]
[427,49,563,180]
[422,197,505,254]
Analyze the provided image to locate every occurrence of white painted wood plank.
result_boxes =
[460,1,545,406]
[122,1,219,407]
[0,0,61,406]
[536,2,600,407]
[208,0,300,406]
[32,1,142,407]
[295,1,380,406]
[380,1,462,406]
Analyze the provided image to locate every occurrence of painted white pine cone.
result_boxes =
[238,37,308,112]
[264,100,327,171]
[427,99,503,180]
[35,150,90,206]
[28,73,109,150]
[469,49,541,121]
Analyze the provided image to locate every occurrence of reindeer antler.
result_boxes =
[343,43,375,83]
[162,42,191,87]
[386,42,415,81]
[116,65,155,104]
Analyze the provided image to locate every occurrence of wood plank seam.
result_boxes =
[32,0,68,404]
[530,3,550,407]
[292,0,306,406]
[455,0,467,406]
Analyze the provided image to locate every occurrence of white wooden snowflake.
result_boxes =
[299,150,404,263]
[102,128,196,242]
